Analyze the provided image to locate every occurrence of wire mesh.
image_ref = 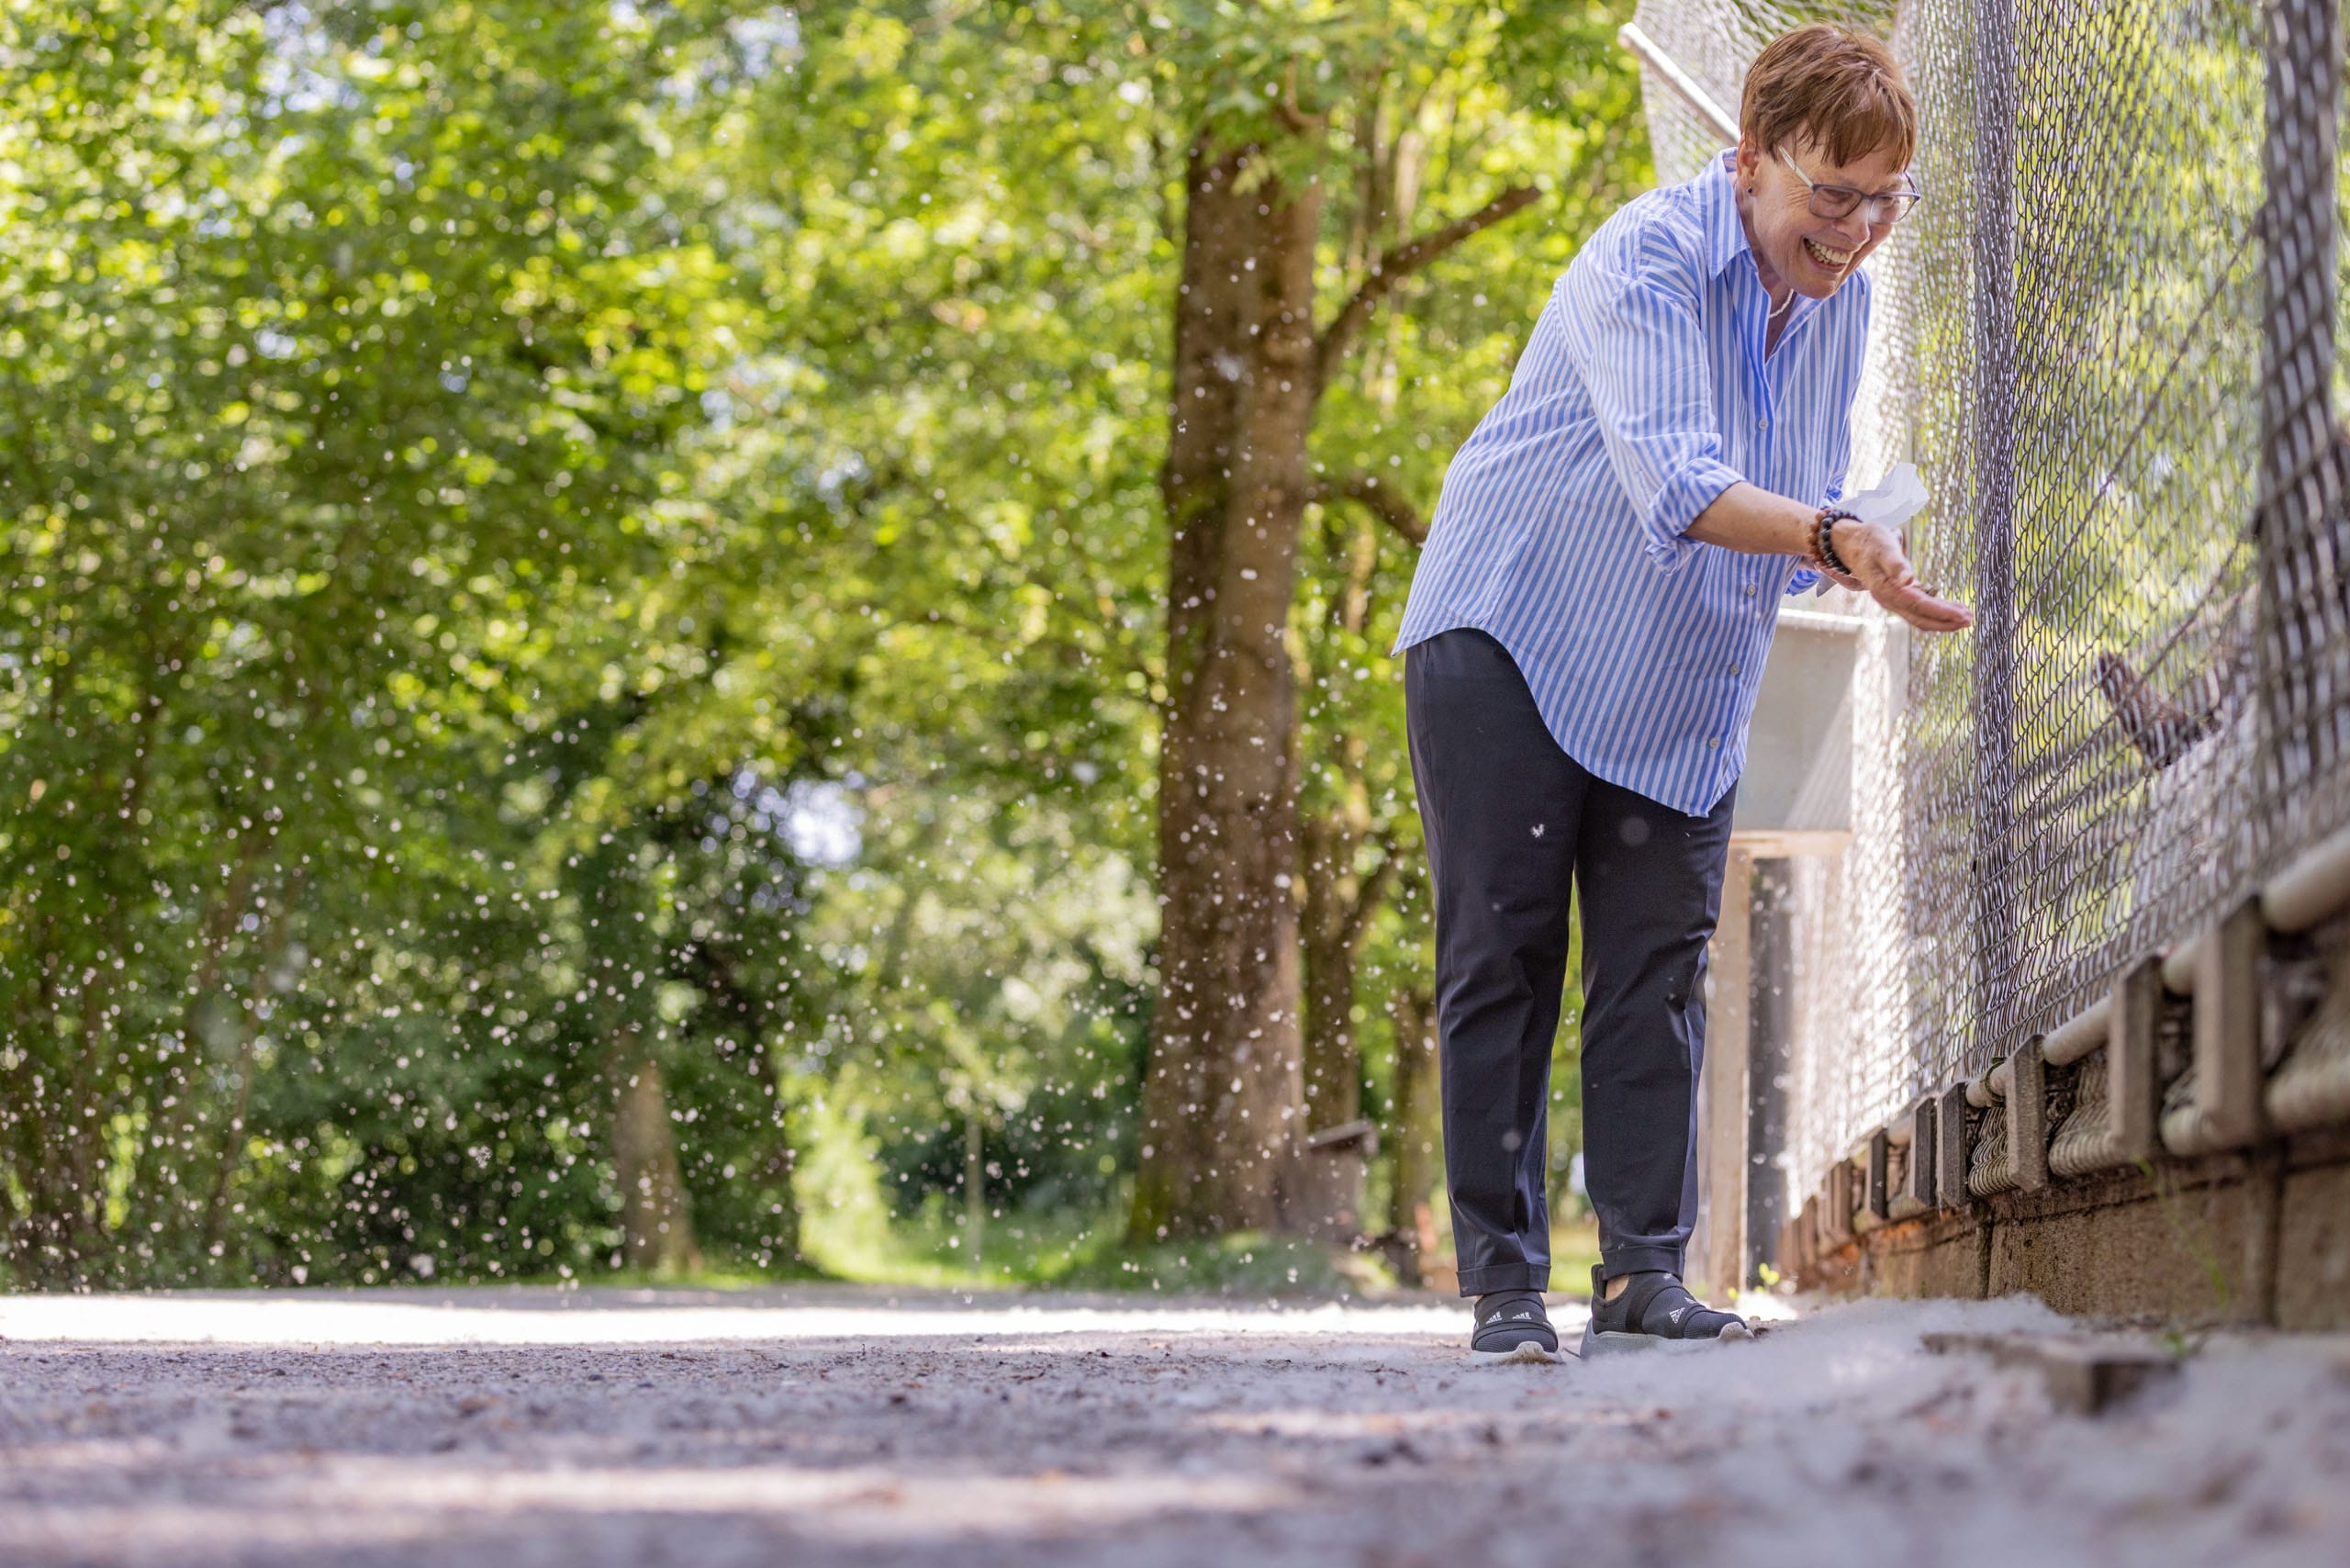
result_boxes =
[1625,0,2350,1199]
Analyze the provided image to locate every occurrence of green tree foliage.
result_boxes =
[0,0,765,1284]
[1,0,1652,1287]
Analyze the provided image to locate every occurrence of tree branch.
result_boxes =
[1309,474,1427,546]
[1275,59,1327,136]
[1315,183,1540,384]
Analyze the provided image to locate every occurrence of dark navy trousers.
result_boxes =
[1404,628,1735,1295]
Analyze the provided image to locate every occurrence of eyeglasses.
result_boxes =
[1778,151,1924,226]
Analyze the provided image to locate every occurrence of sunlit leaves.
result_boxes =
[1,0,1653,1284]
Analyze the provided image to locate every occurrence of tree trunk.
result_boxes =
[1298,118,1420,1190]
[1300,513,1391,1137]
[699,938,801,1269]
[1131,139,1325,1240]
[1384,984,1442,1286]
[612,1052,702,1276]
[1301,810,1370,1134]
[758,1122,801,1268]
[963,1108,986,1265]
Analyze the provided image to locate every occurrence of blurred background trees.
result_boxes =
[0,0,1647,1290]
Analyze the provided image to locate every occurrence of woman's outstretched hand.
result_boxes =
[1829,519,1973,633]
[1683,483,1975,632]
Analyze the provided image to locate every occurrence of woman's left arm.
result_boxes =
[1686,483,1974,633]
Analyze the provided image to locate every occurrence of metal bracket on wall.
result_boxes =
[2164,897,2268,1155]
[1938,1081,1974,1211]
[2007,1035,2051,1193]
[1896,1095,1938,1216]
[2108,955,2165,1166]
[1823,1159,1856,1245]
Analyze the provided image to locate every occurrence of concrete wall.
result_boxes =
[1796,1134,2350,1328]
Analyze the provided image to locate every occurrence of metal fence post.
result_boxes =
[2255,0,2347,839]
[1969,0,2020,1060]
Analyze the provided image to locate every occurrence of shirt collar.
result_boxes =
[1705,148,1830,342]
[1701,150,1751,280]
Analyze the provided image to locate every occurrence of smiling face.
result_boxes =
[1733,135,1911,302]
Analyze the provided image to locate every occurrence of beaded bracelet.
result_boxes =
[1813,508,1858,577]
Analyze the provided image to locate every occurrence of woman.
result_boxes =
[1393,23,1972,1362]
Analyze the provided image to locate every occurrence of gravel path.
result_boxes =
[4,1286,2349,1567]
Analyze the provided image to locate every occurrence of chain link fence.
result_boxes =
[1625,0,2350,1203]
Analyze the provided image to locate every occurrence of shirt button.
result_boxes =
[1758,416,1770,431]
[1707,736,1721,749]
[1743,583,1757,597]
[1729,663,1740,677]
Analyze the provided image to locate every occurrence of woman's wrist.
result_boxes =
[1810,507,1859,577]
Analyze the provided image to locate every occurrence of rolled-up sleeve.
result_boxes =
[1785,476,1831,595]
[1560,231,1745,574]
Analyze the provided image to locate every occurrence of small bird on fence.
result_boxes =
[2094,651,2218,770]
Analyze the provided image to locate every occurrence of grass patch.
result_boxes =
[1549,1215,1602,1288]
[807,1195,1382,1296]
[609,1200,1586,1301]
[1053,1229,1371,1295]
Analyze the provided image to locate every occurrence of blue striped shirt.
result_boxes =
[1394,150,1871,817]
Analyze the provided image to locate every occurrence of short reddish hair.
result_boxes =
[1741,24,1916,171]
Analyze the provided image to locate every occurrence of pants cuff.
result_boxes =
[1598,1243,1684,1281]
[1456,1260,1551,1298]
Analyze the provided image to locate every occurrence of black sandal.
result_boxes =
[1580,1267,1751,1357]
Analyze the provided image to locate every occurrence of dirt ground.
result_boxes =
[4,1285,2349,1568]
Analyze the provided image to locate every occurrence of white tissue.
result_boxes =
[1841,463,1929,529]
